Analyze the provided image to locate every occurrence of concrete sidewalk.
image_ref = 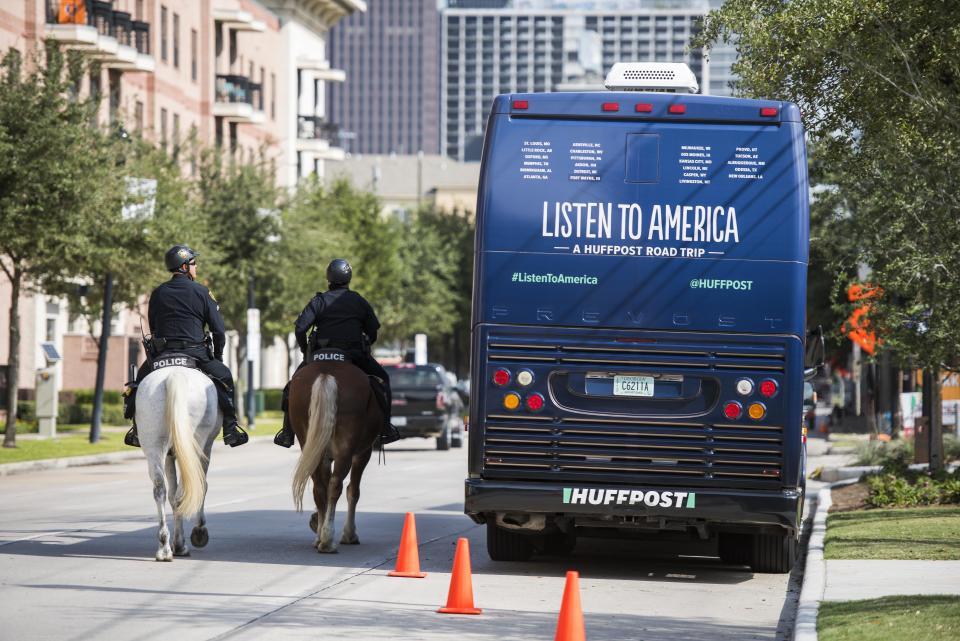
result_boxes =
[824,560,960,601]
[795,481,960,641]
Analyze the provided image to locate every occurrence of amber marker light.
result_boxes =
[503,392,521,411]
[748,403,766,420]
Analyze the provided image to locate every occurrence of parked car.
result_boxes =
[384,363,463,450]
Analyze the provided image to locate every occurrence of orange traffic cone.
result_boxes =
[388,512,427,578]
[554,571,586,641]
[437,537,482,615]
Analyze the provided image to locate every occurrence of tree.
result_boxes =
[696,0,960,467]
[0,44,115,447]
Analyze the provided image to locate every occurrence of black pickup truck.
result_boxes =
[384,363,464,450]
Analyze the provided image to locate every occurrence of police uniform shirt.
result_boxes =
[148,273,226,356]
[294,288,380,354]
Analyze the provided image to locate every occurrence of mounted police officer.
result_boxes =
[123,244,248,448]
[274,258,400,448]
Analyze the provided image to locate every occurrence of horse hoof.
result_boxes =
[173,546,191,557]
[190,527,209,548]
[340,534,359,545]
[317,543,338,554]
[156,549,173,562]
[309,513,319,533]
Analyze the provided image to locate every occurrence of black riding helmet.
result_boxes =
[326,258,352,287]
[164,244,199,272]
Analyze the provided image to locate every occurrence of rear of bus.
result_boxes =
[464,64,810,573]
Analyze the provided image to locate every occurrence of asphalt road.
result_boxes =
[0,437,817,641]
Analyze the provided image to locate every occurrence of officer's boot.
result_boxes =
[216,382,248,447]
[371,377,401,445]
[274,382,295,448]
[122,383,140,448]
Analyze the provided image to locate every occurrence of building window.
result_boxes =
[135,0,143,20]
[271,72,276,120]
[160,6,168,62]
[173,13,180,69]
[260,66,265,111]
[172,113,180,160]
[160,107,167,149]
[135,101,144,132]
[108,69,121,124]
[191,29,197,82]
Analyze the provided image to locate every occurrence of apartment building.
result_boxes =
[0,0,361,407]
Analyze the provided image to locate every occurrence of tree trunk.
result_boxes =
[3,266,22,448]
[930,369,944,473]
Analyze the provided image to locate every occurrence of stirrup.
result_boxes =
[274,426,295,448]
[380,423,402,446]
[124,425,141,448]
[222,422,249,447]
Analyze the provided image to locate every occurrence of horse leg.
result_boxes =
[148,456,173,562]
[190,447,212,549]
[318,454,350,553]
[309,468,327,535]
[340,447,373,545]
[166,453,190,557]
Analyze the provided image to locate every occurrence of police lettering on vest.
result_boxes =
[153,356,197,369]
[311,351,346,362]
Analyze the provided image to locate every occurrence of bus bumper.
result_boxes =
[465,478,802,534]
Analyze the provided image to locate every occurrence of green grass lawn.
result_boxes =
[0,414,282,465]
[825,506,960,560]
[0,430,131,464]
[819,595,960,641]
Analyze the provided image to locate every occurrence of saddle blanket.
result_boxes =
[311,349,347,363]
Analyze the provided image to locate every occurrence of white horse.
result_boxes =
[136,366,220,561]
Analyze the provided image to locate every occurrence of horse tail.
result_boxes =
[167,369,207,518]
[292,374,338,512]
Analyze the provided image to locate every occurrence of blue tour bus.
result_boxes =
[465,63,820,573]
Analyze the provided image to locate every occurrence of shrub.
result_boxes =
[867,468,960,508]
[72,389,122,405]
[945,434,960,462]
[56,403,124,425]
[854,438,913,467]
[263,388,283,411]
[17,400,36,423]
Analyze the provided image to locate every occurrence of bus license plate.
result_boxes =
[613,375,654,397]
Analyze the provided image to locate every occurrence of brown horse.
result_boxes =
[289,360,382,553]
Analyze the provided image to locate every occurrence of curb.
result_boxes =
[794,477,862,641]
[0,434,274,477]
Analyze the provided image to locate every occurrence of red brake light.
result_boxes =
[525,393,544,412]
[602,102,620,112]
[723,401,742,420]
[512,99,528,110]
[492,368,511,386]
[760,107,778,117]
[436,391,445,410]
[668,104,686,114]
[759,379,778,398]
[635,103,653,113]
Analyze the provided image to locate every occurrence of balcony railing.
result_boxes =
[216,74,263,110]
[298,116,339,145]
[46,1,152,64]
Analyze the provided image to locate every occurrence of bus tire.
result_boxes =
[718,532,752,566]
[750,532,797,574]
[486,523,534,562]
[436,423,450,450]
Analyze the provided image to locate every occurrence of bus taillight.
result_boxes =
[759,379,779,398]
[525,393,545,412]
[493,368,511,386]
[723,401,742,420]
